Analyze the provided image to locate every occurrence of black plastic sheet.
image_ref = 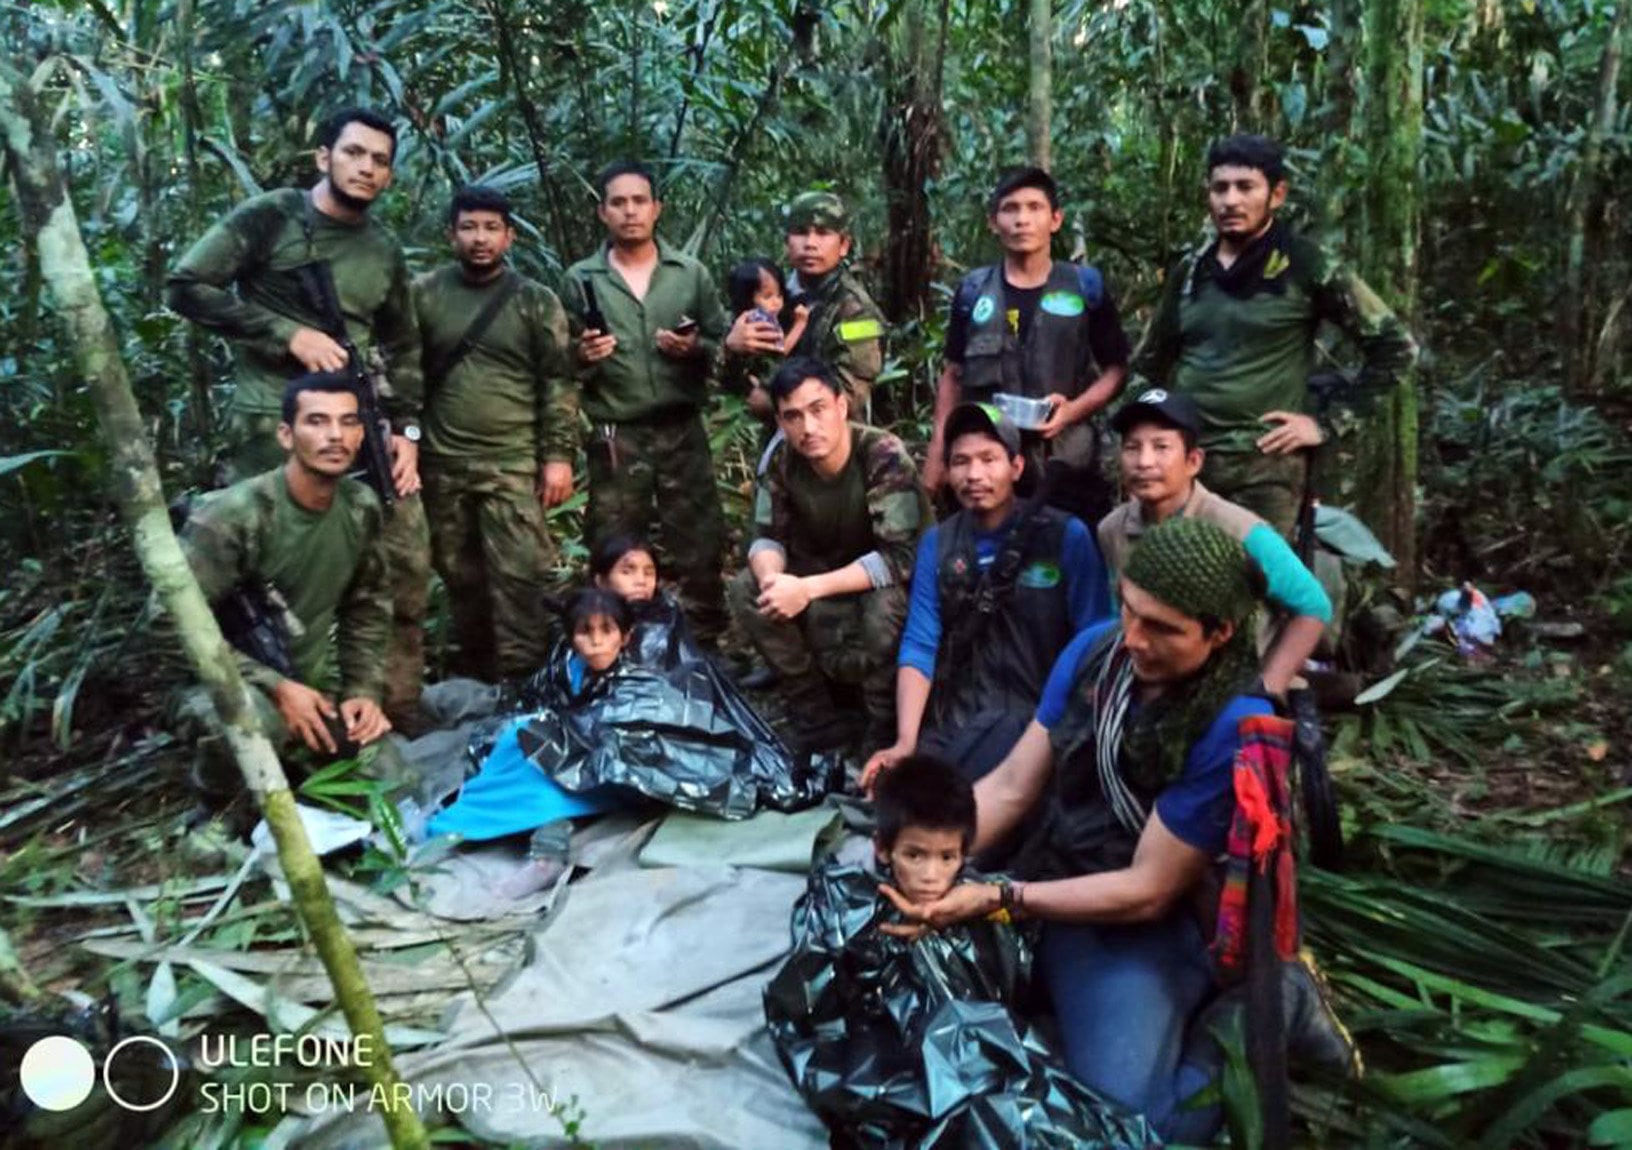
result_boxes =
[764,861,1161,1149]
[511,593,838,820]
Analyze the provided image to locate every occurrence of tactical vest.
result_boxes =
[957,262,1103,402]
[931,507,1073,726]
[1009,630,1169,880]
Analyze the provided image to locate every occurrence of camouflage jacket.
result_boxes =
[166,188,422,425]
[414,265,578,467]
[1128,224,1418,455]
[789,267,888,411]
[180,468,392,701]
[752,423,927,587]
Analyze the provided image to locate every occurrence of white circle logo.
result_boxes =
[971,297,996,324]
[103,1035,183,1112]
[20,1035,96,1111]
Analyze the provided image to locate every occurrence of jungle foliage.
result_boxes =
[2,0,1630,1147]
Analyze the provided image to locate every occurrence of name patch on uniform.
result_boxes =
[1040,291,1085,317]
[1018,561,1062,589]
[971,297,996,324]
[837,318,884,342]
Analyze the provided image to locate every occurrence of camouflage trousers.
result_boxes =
[423,460,558,681]
[1201,450,1307,541]
[218,408,431,723]
[726,567,907,732]
[379,495,431,723]
[174,685,408,809]
[586,412,727,642]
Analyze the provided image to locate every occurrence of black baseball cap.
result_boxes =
[943,402,1022,462]
[1110,388,1203,438]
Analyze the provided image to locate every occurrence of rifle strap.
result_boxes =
[426,272,522,384]
[298,192,351,340]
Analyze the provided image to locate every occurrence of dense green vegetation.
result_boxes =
[2,0,1629,1146]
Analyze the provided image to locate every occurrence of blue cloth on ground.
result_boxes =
[426,717,621,842]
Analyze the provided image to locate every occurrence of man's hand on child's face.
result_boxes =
[876,880,999,939]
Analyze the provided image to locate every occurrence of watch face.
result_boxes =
[404,426,422,442]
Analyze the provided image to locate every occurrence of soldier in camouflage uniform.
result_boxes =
[416,186,576,681]
[176,376,394,808]
[725,191,887,415]
[728,358,928,751]
[563,161,731,642]
[166,106,431,726]
[1128,133,1418,538]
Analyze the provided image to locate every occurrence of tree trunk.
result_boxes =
[1232,0,1270,129]
[1355,0,1424,582]
[880,0,949,330]
[1562,1,1628,397]
[485,0,578,266]
[1321,0,1359,237]
[177,0,214,442]
[1026,0,1052,169]
[0,60,430,1150]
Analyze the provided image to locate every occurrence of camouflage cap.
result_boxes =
[785,190,850,232]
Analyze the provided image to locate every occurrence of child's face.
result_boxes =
[572,613,627,673]
[752,268,784,315]
[880,825,966,904]
[597,550,657,602]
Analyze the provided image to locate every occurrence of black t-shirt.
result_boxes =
[944,268,1130,371]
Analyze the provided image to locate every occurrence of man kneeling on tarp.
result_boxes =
[174,374,403,829]
[870,518,1357,1144]
[764,754,1157,1148]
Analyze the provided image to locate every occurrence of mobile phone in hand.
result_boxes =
[672,316,700,337]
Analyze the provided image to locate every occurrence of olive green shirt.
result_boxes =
[166,188,423,425]
[414,265,578,467]
[750,423,927,588]
[180,468,392,702]
[1129,229,1417,455]
[562,239,729,424]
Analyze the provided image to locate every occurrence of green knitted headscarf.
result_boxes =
[1124,517,1262,628]
[1120,517,1265,787]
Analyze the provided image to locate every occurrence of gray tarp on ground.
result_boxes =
[279,814,834,1149]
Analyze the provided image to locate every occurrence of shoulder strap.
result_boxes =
[426,272,523,384]
[1074,263,1105,309]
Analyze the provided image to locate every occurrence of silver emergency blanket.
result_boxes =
[763,861,1161,1149]
[512,593,837,819]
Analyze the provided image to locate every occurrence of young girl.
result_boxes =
[496,587,635,896]
[589,533,658,605]
[726,258,809,419]
[563,587,632,683]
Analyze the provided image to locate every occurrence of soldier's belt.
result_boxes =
[610,404,701,429]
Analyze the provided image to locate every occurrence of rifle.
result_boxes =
[214,580,305,680]
[296,261,398,506]
[169,495,306,682]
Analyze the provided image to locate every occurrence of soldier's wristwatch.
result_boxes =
[400,424,422,443]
